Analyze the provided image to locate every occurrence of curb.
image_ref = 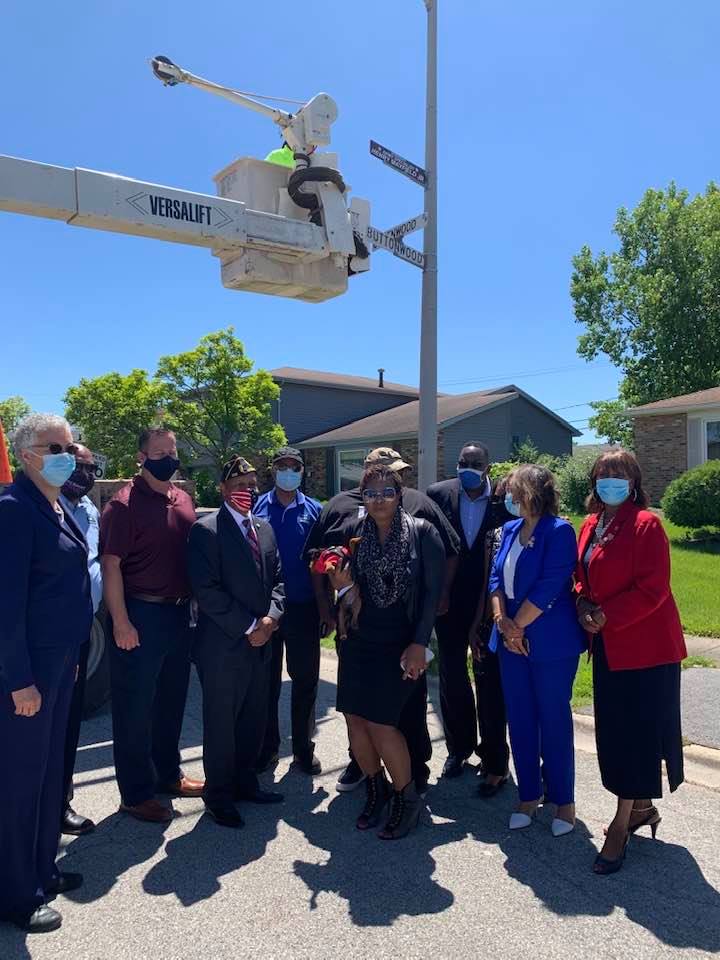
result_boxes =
[321,646,720,793]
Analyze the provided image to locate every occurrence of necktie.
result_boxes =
[243,518,262,570]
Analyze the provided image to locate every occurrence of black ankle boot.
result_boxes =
[378,781,422,839]
[356,770,391,830]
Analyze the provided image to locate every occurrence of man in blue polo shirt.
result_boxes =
[254,447,323,775]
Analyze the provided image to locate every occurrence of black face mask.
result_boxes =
[61,468,96,500]
[143,455,180,482]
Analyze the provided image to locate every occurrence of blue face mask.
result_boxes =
[458,467,486,491]
[504,492,523,517]
[596,477,631,506]
[275,468,302,492]
[36,452,77,488]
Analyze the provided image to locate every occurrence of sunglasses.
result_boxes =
[362,486,399,502]
[30,443,79,456]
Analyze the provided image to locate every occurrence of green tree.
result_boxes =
[155,327,285,474]
[64,370,165,477]
[587,398,634,449]
[0,395,31,469]
[571,182,720,441]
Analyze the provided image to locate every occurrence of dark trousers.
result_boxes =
[348,674,432,786]
[197,645,271,807]
[109,599,192,807]
[0,647,77,920]
[63,639,90,806]
[436,604,509,776]
[261,600,320,762]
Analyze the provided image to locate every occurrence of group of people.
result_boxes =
[0,412,686,934]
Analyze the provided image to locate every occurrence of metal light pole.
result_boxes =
[418,0,438,491]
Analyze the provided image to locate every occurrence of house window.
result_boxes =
[337,449,368,492]
[707,421,720,461]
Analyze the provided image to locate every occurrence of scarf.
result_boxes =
[354,508,412,608]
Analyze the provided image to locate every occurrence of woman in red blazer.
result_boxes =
[575,449,686,876]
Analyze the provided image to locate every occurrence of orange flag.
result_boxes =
[0,420,13,484]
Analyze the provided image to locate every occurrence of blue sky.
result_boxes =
[2,0,719,444]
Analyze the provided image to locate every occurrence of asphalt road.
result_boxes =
[682,667,720,750]
[2,653,719,960]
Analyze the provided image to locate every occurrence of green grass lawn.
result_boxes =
[569,514,720,639]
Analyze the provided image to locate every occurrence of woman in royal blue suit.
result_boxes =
[489,465,585,836]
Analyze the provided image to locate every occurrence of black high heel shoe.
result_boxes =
[629,805,661,838]
[593,833,629,876]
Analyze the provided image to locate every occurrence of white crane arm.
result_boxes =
[0,155,326,258]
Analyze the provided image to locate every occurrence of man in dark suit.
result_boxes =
[427,441,511,793]
[188,456,285,829]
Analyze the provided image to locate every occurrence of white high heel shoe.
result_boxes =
[509,805,539,830]
[551,817,575,837]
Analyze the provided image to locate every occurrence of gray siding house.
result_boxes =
[293,383,580,498]
[270,368,418,443]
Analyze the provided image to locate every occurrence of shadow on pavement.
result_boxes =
[428,785,720,953]
[292,777,459,926]
[57,812,170,903]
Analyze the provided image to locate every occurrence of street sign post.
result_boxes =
[369,140,427,188]
[367,225,425,270]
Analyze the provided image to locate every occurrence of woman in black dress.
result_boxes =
[329,464,445,839]
[575,449,686,875]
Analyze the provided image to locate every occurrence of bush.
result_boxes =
[662,461,720,529]
[556,452,595,515]
[489,461,518,484]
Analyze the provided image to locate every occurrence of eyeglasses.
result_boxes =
[361,487,399,502]
[30,443,79,456]
[74,462,97,475]
[458,461,487,470]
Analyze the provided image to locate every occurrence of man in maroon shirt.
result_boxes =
[100,427,203,823]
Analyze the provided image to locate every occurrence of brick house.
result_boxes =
[630,386,720,503]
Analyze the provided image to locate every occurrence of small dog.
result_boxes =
[308,543,362,640]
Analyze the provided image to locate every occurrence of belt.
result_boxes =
[129,593,190,606]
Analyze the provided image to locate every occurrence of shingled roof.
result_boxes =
[270,367,419,397]
[296,384,580,446]
[629,386,720,415]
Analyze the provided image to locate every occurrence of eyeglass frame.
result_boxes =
[29,443,80,456]
[361,486,400,502]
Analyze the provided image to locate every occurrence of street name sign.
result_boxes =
[367,224,425,269]
[386,212,428,238]
[369,140,427,188]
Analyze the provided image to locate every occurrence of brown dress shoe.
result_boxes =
[119,799,174,823]
[160,776,205,798]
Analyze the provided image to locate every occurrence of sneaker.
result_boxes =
[336,758,366,792]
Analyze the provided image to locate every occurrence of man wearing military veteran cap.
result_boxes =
[188,454,285,828]
[255,447,323,775]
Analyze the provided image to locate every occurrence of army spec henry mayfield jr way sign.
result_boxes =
[369,140,427,188]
